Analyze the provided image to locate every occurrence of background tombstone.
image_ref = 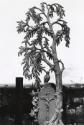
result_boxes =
[14,77,23,125]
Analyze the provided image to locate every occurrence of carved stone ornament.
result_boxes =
[38,83,57,125]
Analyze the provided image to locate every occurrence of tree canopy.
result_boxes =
[17,2,70,86]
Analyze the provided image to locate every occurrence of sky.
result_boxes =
[0,0,84,86]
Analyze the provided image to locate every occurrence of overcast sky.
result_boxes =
[0,0,84,86]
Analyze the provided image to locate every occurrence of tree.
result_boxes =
[17,2,70,125]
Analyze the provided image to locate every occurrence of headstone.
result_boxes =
[15,77,23,125]
[38,83,56,125]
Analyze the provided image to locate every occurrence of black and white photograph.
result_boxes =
[0,0,84,125]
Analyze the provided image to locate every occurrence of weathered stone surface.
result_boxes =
[38,83,56,125]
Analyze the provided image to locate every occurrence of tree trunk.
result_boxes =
[51,59,63,125]
[51,42,64,125]
[46,12,64,125]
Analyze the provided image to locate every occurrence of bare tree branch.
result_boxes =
[42,55,53,67]
[40,44,53,67]
[52,21,62,27]
[58,59,65,73]
[52,19,67,27]
[42,68,48,73]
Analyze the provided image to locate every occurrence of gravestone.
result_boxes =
[15,77,23,125]
[38,83,56,125]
